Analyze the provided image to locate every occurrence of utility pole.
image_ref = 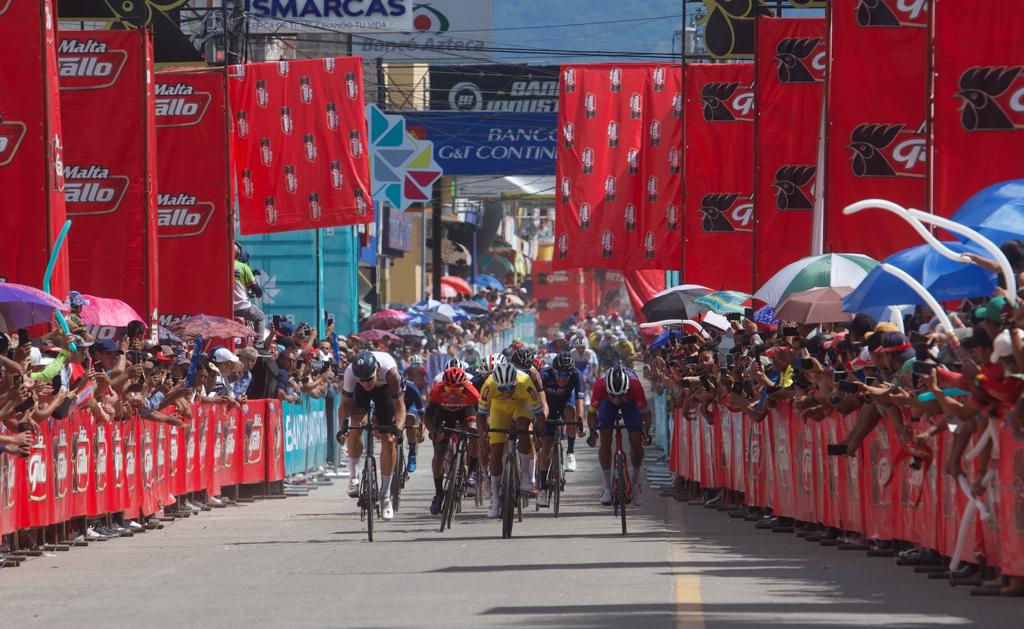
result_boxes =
[431,180,443,301]
[375,57,388,308]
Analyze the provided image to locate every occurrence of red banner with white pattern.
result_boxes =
[155,69,233,323]
[58,29,159,317]
[229,57,373,235]
[933,1,1024,215]
[0,0,68,295]
[533,260,583,331]
[554,63,682,271]
[825,0,929,259]
[754,18,825,287]
[683,63,755,292]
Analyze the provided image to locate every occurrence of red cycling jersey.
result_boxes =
[428,381,481,412]
[588,375,649,413]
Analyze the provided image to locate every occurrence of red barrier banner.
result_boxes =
[933,2,1024,214]
[998,426,1024,575]
[533,260,582,331]
[622,270,665,323]
[230,58,373,235]
[554,63,683,271]
[58,29,158,317]
[753,18,824,287]
[824,0,928,260]
[155,70,233,322]
[265,399,286,483]
[0,0,68,294]
[682,63,754,292]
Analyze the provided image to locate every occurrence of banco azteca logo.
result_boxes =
[855,0,928,28]
[154,83,212,128]
[412,2,451,33]
[774,37,825,84]
[700,81,754,122]
[0,115,27,167]
[157,193,216,238]
[956,66,1024,132]
[773,165,816,210]
[847,122,926,178]
[57,38,128,91]
[699,193,753,233]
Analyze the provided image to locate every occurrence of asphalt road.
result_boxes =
[2,441,1019,628]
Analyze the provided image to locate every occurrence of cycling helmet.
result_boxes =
[445,357,464,371]
[442,367,467,387]
[485,353,506,372]
[463,340,477,351]
[352,351,378,380]
[553,352,574,372]
[533,356,547,372]
[493,362,519,388]
[409,355,424,367]
[605,366,630,396]
[511,347,536,369]
[570,336,588,350]
[554,330,566,341]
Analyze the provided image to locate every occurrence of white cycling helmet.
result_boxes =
[571,336,588,349]
[485,353,506,372]
[605,366,630,396]
[493,362,519,388]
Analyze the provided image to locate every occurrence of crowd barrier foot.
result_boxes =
[867,548,896,557]
[914,565,946,573]
[727,509,747,518]
[43,544,70,552]
[772,525,795,533]
[804,534,822,542]
[839,543,869,551]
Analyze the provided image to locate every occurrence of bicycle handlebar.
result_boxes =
[440,426,479,439]
[347,424,402,435]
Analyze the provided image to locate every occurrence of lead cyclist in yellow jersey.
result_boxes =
[478,362,544,518]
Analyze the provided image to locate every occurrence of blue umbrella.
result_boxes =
[843,241,997,313]
[650,330,683,350]
[950,179,1024,245]
[475,274,506,291]
[403,310,433,326]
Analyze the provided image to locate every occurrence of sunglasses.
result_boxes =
[357,375,376,383]
[497,384,516,393]
[609,391,627,399]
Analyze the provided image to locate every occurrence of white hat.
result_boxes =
[991,329,1022,364]
[213,347,240,363]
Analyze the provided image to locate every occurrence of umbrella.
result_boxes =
[475,274,506,291]
[0,283,64,331]
[158,326,183,345]
[440,283,461,299]
[480,255,514,277]
[775,287,855,324]
[641,284,712,321]
[455,300,489,315]
[843,241,997,313]
[754,253,879,307]
[366,309,409,329]
[426,302,469,322]
[387,301,409,310]
[76,294,143,327]
[503,294,525,307]
[422,310,454,324]
[358,329,399,342]
[950,179,1024,245]
[441,275,473,296]
[753,305,780,326]
[694,290,759,315]
[403,310,433,326]
[169,314,257,340]
[394,326,425,340]
[414,298,443,310]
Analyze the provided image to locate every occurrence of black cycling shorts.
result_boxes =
[352,385,397,427]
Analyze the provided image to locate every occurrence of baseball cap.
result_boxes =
[67,291,90,307]
[277,319,296,336]
[973,296,1008,323]
[213,347,240,363]
[991,328,1022,364]
[92,339,121,354]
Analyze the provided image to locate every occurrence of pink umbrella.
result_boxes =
[358,329,400,342]
[169,314,257,340]
[366,309,409,329]
[441,275,472,296]
[73,294,143,327]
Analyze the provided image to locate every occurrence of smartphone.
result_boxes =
[827,444,848,456]
[782,326,799,337]
[327,317,335,328]
[272,314,282,330]
[725,312,742,321]
[791,358,812,370]
[865,376,876,385]
[833,370,847,383]
[730,382,744,395]
[680,335,699,345]
[837,381,860,394]
[17,328,31,347]
[744,308,754,320]
[699,375,711,390]
[685,356,698,365]
[726,353,735,367]
[912,361,938,375]
[16,421,32,433]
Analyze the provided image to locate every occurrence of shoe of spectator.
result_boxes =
[566,453,578,472]
[85,527,109,541]
[430,495,443,515]
[207,496,225,508]
[126,521,144,532]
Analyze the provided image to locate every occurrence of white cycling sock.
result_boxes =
[518,452,532,486]
[348,458,360,478]
[380,475,392,499]
[491,474,502,501]
[601,468,612,490]
[529,454,537,482]
[632,467,642,488]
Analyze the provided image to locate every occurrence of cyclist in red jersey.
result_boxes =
[425,367,481,515]
[586,366,652,506]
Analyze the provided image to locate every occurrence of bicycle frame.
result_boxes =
[489,424,529,539]
[439,426,475,532]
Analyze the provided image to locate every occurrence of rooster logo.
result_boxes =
[702,82,742,121]
[956,66,1024,131]
[848,123,903,177]
[700,0,772,59]
[700,193,743,232]
[855,0,928,28]
[773,165,816,210]
[774,37,823,84]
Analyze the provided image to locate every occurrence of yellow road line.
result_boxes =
[668,508,704,629]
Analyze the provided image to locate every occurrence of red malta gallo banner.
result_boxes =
[533,260,582,331]
[754,17,825,288]
[155,70,233,323]
[58,29,158,317]
[230,57,373,235]
[0,0,68,294]
[825,0,928,260]
[933,1,1024,214]
[554,63,682,271]
[683,63,755,292]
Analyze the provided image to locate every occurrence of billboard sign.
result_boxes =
[353,0,492,63]
[430,64,559,112]
[244,0,414,33]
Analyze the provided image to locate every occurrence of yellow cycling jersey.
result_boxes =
[478,371,543,419]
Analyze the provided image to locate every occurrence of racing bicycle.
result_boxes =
[438,426,476,532]
[347,423,400,543]
[609,418,631,536]
[537,418,582,517]
[488,422,531,539]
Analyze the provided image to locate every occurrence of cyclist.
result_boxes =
[402,376,425,473]
[567,336,599,471]
[405,355,429,394]
[472,353,506,476]
[339,350,407,521]
[586,366,651,507]
[433,357,465,384]
[424,367,480,515]
[536,352,585,507]
[511,346,548,494]
[478,361,544,519]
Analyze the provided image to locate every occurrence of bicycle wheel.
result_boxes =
[446,448,464,530]
[551,446,562,517]
[614,452,627,536]
[440,449,459,532]
[391,446,404,514]
[363,458,375,542]
[502,449,517,538]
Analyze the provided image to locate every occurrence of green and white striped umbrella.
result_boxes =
[754,253,878,307]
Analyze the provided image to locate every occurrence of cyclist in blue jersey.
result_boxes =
[567,336,599,471]
[402,377,425,473]
[536,352,585,507]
